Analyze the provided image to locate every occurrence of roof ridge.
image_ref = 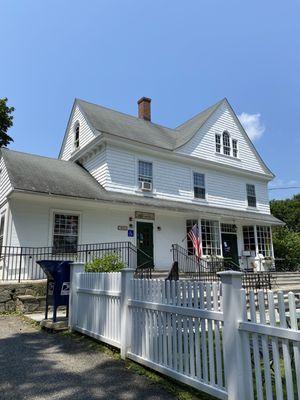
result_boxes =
[77,98,177,133]
[2,148,72,163]
[175,98,225,130]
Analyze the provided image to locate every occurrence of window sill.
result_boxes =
[215,152,241,161]
[193,197,208,203]
[71,147,81,155]
[246,206,258,211]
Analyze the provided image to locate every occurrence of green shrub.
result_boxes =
[85,253,124,273]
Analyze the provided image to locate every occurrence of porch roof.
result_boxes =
[2,148,284,226]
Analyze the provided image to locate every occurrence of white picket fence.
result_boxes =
[71,272,121,348]
[69,265,300,400]
[240,288,300,400]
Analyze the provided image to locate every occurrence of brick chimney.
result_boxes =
[137,97,151,121]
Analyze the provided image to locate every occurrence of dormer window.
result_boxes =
[223,131,231,155]
[74,122,80,149]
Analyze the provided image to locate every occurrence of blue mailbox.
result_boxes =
[37,260,71,322]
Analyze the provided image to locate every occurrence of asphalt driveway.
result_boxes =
[0,316,176,400]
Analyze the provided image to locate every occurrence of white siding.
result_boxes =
[104,146,270,214]
[60,105,96,160]
[83,148,108,187]
[105,147,136,191]
[176,103,268,175]
[0,158,12,206]
[8,196,185,268]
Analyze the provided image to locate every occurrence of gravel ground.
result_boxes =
[0,315,176,400]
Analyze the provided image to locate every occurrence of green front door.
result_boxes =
[137,221,153,268]
[221,233,239,267]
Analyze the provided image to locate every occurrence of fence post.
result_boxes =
[218,271,247,400]
[68,262,85,330]
[120,268,134,359]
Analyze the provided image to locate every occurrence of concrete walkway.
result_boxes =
[0,316,176,400]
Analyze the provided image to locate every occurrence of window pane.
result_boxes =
[223,132,231,155]
[246,184,256,207]
[215,134,221,153]
[257,226,272,257]
[194,173,204,187]
[193,172,205,199]
[53,214,79,253]
[74,123,80,148]
[232,139,238,157]
[201,219,221,256]
[221,224,237,233]
[243,226,256,252]
[0,215,5,252]
[138,161,153,183]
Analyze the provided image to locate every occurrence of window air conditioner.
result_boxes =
[140,181,152,191]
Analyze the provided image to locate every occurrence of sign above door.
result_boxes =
[135,211,155,221]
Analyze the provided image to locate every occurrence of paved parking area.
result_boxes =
[0,316,176,400]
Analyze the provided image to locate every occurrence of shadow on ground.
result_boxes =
[0,316,175,400]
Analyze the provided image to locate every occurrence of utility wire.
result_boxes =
[268,186,300,191]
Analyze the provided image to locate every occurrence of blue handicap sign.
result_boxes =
[128,229,134,237]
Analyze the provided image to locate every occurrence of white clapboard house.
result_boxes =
[0,97,283,279]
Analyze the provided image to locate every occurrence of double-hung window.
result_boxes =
[246,184,256,207]
[256,226,272,257]
[193,172,205,199]
[53,213,79,253]
[201,219,221,256]
[215,134,221,153]
[138,160,153,188]
[223,131,231,155]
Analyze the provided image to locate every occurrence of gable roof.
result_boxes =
[0,148,107,201]
[175,99,225,147]
[76,98,229,151]
[77,99,179,150]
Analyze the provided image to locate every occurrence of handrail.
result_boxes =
[0,241,154,281]
[171,243,242,278]
[128,243,154,270]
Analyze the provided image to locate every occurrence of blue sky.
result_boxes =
[1,0,299,200]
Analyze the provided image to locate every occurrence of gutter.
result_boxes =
[10,189,285,226]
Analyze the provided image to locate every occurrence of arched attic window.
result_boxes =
[74,122,80,149]
[222,131,231,156]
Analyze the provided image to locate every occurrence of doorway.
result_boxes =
[221,233,239,267]
[136,221,154,268]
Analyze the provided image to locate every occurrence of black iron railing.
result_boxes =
[171,243,240,281]
[0,242,154,282]
[170,243,274,301]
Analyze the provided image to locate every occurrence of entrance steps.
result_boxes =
[272,272,300,297]
[151,269,170,279]
[153,270,300,294]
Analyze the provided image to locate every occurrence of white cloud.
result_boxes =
[238,112,265,141]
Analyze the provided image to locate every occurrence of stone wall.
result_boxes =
[0,280,46,313]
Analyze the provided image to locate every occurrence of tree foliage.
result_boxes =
[0,98,14,147]
[270,194,300,269]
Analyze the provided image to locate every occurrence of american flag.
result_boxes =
[187,224,202,259]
